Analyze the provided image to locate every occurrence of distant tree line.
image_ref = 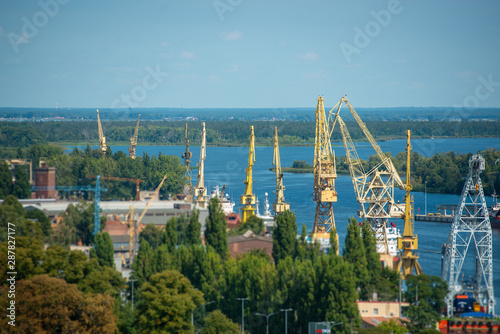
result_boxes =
[1,120,499,148]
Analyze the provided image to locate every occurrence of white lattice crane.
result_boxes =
[442,154,494,316]
[97,109,107,156]
[182,123,193,202]
[330,96,405,258]
[194,122,208,208]
[128,114,141,159]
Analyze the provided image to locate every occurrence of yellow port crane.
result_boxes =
[194,122,207,208]
[97,109,107,156]
[128,114,141,159]
[397,130,423,280]
[273,127,290,214]
[182,123,193,202]
[240,126,256,223]
[130,173,168,264]
[312,97,338,249]
[330,96,405,262]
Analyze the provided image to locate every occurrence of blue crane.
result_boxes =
[32,175,108,235]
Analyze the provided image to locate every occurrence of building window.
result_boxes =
[374,308,378,315]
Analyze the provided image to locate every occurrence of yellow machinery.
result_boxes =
[272,127,290,214]
[86,175,144,201]
[182,123,193,202]
[397,130,423,280]
[97,109,107,156]
[128,114,141,159]
[194,122,208,208]
[330,97,405,260]
[312,97,338,248]
[130,173,168,264]
[240,126,256,223]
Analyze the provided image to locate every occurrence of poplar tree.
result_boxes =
[343,218,370,300]
[0,161,12,199]
[164,217,178,253]
[204,197,229,259]
[94,232,115,268]
[186,208,202,246]
[272,209,297,265]
[361,221,381,280]
[13,165,31,199]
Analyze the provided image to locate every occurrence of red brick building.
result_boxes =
[34,164,57,199]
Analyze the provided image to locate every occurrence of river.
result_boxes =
[69,137,500,309]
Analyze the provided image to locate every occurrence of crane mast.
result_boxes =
[397,130,423,280]
[240,126,256,223]
[273,127,290,214]
[442,154,494,316]
[330,97,405,260]
[312,97,338,248]
[182,123,193,201]
[97,109,107,156]
[194,122,207,208]
[128,114,141,159]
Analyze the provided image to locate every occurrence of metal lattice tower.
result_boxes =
[273,127,290,214]
[441,154,494,316]
[194,122,208,208]
[97,109,107,156]
[128,114,141,159]
[182,123,193,201]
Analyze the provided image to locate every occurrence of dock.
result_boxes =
[415,204,456,223]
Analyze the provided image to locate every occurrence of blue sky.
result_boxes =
[1,0,500,109]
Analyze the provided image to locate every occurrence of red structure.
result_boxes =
[34,164,57,199]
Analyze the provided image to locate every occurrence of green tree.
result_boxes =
[343,218,370,300]
[229,214,264,235]
[361,221,383,297]
[164,217,178,253]
[139,224,164,250]
[132,239,155,286]
[94,232,115,268]
[0,161,12,198]
[272,210,297,265]
[135,270,204,334]
[13,165,31,199]
[377,319,407,334]
[200,310,241,334]
[186,208,202,246]
[204,197,229,259]
[26,208,52,238]
[0,275,117,333]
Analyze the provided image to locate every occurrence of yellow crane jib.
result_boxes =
[240,126,256,223]
[97,109,107,156]
[273,127,290,214]
[128,114,141,159]
[397,130,423,280]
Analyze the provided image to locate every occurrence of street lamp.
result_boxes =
[255,312,277,334]
[280,308,293,334]
[129,279,137,310]
[237,297,249,334]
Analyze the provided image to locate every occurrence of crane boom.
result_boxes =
[397,130,423,280]
[240,126,256,223]
[97,109,107,156]
[86,175,143,201]
[273,127,289,214]
[195,122,207,208]
[130,174,168,264]
[128,114,141,159]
